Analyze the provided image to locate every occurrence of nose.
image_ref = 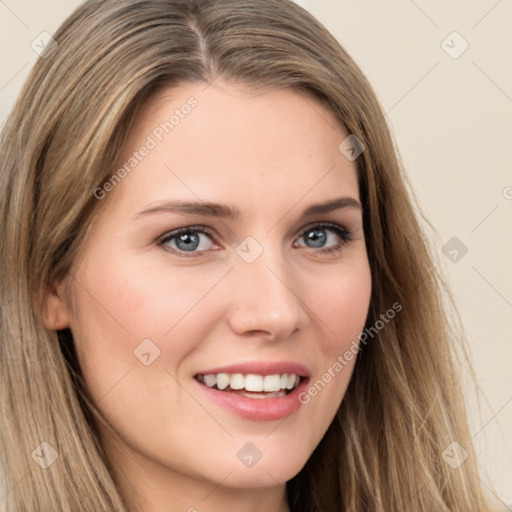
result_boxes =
[225,244,307,341]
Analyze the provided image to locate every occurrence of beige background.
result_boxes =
[1,0,511,506]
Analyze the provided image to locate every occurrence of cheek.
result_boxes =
[297,260,371,421]
[68,255,230,393]
[73,253,230,338]
[67,259,220,458]
[71,252,234,399]
[312,260,372,352]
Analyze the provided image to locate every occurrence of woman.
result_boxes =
[0,0,497,510]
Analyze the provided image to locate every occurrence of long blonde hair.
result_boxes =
[0,0,495,510]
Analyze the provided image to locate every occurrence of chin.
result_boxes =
[213,462,304,488]
[201,446,309,488]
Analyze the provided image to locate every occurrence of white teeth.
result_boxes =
[263,374,281,392]
[286,374,296,390]
[197,372,302,392]
[245,374,264,392]
[203,374,217,387]
[216,373,230,390]
[230,373,244,390]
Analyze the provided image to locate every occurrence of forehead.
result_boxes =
[107,80,359,215]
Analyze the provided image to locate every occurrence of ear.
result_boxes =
[40,280,72,331]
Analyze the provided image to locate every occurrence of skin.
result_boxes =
[44,80,372,512]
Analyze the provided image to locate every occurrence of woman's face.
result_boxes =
[52,81,371,506]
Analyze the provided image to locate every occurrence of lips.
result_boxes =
[192,361,311,420]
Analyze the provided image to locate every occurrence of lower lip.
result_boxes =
[193,377,309,421]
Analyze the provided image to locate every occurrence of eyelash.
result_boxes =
[157,222,353,258]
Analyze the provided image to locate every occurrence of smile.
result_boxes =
[194,373,301,399]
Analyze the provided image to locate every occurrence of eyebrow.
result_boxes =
[134,196,362,220]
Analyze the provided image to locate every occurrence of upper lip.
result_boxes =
[195,361,310,378]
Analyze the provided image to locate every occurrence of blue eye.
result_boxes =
[159,226,216,254]
[295,222,352,254]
